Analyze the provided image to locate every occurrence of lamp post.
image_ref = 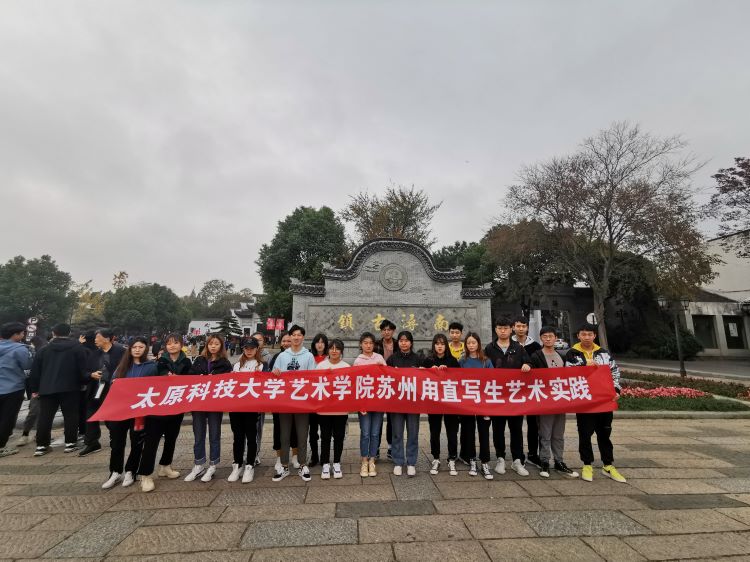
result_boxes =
[657,296,689,378]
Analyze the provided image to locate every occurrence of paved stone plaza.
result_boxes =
[1,417,750,561]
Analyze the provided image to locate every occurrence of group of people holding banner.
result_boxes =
[0,315,626,494]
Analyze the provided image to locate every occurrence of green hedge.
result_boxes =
[618,396,750,411]
[623,371,750,399]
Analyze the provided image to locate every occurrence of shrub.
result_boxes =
[618,396,750,411]
[623,371,750,399]
[630,327,703,360]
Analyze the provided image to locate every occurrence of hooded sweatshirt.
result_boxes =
[274,346,316,373]
[353,352,386,366]
[29,338,89,395]
[0,339,31,395]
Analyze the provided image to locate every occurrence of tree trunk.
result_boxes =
[593,291,609,350]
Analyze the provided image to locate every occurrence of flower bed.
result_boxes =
[622,371,750,400]
[617,384,750,411]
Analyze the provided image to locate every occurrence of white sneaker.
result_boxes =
[121,471,135,487]
[494,458,506,474]
[512,459,529,476]
[201,465,216,482]
[321,463,331,480]
[481,463,494,480]
[228,463,242,482]
[141,475,155,492]
[430,459,440,475]
[393,465,403,476]
[448,460,458,476]
[242,465,254,483]
[184,464,205,482]
[469,459,478,476]
[299,465,311,482]
[157,465,180,479]
[333,463,343,479]
[291,454,300,469]
[407,465,416,477]
[275,456,283,472]
[16,435,29,446]
[102,472,121,489]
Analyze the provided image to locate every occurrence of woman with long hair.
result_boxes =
[307,333,328,468]
[137,333,192,492]
[423,333,460,476]
[316,339,350,480]
[102,336,156,489]
[459,332,494,480]
[184,333,232,483]
[386,330,423,476]
[353,332,386,477]
[228,339,264,483]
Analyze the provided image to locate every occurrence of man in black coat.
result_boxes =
[79,328,126,456]
[29,323,89,456]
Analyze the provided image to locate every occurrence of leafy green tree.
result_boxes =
[342,184,442,248]
[710,157,750,258]
[198,279,235,307]
[257,206,347,317]
[214,315,242,338]
[70,281,107,332]
[507,122,717,348]
[432,241,494,286]
[104,283,187,334]
[0,255,75,325]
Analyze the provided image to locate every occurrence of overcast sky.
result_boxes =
[2,1,748,296]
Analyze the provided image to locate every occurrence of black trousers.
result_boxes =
[319,414,347,464]
[107,419,144,474]
[428,413,459,460]
[459,415,476,460]
[308,413,320,459]
[229,412,259,466]
[77,390,87,435]
[84,399,103,447]
[272,413,298,450]
[36,391,80,447]
[478,415,523,463]
[138,414,184,476]
[526,415,540,456]
[0,390,24,448]
[576,412,614,465]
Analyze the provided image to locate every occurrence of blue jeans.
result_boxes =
[390,412,420,466]
[192,411,223,466]
[359,411,384,458]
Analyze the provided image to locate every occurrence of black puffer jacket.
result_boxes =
[156,352,192,376]
[29,338,89,395]
[190,355,233,375]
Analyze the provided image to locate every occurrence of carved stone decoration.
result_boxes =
[379,263,408,291]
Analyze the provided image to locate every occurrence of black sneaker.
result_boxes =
[526,454,542,468]
[33,446,50,457]
[554,461,580,478]
[539,461,550,478]
[64,443,80,453]
[78,443,102,457]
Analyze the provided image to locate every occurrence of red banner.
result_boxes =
[89,365,617,421]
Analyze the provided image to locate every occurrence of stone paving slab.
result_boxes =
[481,537,603,561]
[519,509,650,537]
[143,506,226,525]
[6,494,121,513]
[252,543,394,561]
[393,539,490,561]
[546,479,645,496]
[623,467,727,479]
[624,508,749,534]
[391,473,443,500]
[111,522,247,556]
[31,514,96,531]
[582,536,647,561]
[434,480,528,499]
[211,486,307,506]
[0,513,48,531]
[624,531,750,560]
[106,551,251,562]
[0,531,71,558]
[635,493,748,510]
[627,478,727,495]
[461,513,537,539]
[717,507,750,526]
[359,514,472,543]
[713,478,750,493]
[532,495,648,511]
[336,499,435,518]
[433,497,543,514]
[108,490,219,510]
[220,502,336,522]
[43,510,150,558]
[305,483,396,503]
[242,518,358,548]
